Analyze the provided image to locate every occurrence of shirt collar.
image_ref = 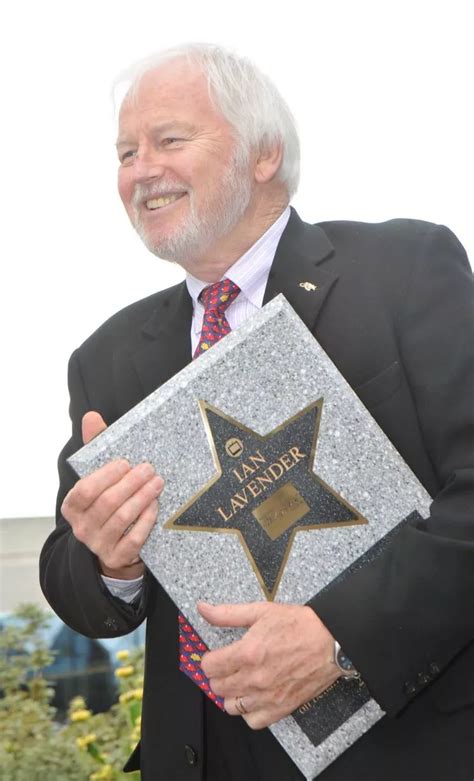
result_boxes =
[186,206,291,309]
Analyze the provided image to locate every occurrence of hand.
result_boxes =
[198,601,341,729]
[61,411,164,579]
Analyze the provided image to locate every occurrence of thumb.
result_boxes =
[82,411,108,444]
[197,601,267,628]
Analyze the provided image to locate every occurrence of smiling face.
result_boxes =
[116,61,254,269]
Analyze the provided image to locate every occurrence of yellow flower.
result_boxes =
[70,695,87,711]
[76,733,97,749]
[115,649,130,661]
[119,690,135,704]
[115,665,134,678]
[70,708,92,722]
[90,766,114,781]
[119,687,143,703]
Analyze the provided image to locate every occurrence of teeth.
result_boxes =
[146,193,183,210]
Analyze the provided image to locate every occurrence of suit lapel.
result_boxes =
[263,208,338,332]
[132,282,193,399]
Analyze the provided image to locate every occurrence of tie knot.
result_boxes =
[200,278,240,313]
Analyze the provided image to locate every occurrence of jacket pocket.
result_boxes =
[354,360,402,408]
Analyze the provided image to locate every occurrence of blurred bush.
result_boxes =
[0,604,143,780]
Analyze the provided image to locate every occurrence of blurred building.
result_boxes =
[0,516,55,613]
[0,516,145,718]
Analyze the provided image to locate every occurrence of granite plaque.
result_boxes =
[69,295,432,779]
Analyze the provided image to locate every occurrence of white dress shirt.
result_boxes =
[102,206,291,602]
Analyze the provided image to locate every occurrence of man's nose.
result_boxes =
[132,145,166,182]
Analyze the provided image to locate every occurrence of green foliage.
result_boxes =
[0,604,142,781]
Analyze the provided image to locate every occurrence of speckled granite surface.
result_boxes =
[69,295,431,779]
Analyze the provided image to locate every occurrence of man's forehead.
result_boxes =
[119,61,210,117]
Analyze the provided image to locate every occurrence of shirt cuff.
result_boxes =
[101,574,144,604]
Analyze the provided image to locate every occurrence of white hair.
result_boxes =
[114,43,300,198]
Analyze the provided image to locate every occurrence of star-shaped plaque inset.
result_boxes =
[165,400,367,600]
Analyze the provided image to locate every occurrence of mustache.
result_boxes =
[132,180,189,207]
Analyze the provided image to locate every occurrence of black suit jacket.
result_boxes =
[40,210,474,780]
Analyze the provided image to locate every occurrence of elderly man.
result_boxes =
[40,44,474,780]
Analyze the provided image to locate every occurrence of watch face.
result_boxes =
[337,648,354,672]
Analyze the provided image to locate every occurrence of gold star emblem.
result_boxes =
[165,400,367,600]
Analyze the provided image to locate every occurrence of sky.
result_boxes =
[1,0,473,519]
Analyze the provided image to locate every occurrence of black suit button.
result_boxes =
[429,662,440,675]
[417,672,430,685]
[404,681,416,696]
[104,617,118,630]
[184,745,198,766]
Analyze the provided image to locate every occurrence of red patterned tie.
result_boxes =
[179,278,241,708]
[193,277,241,359]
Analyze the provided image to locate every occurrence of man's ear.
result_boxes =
[254,141,284,184]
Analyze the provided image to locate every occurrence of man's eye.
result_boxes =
[162,137,182,146]
[120,150,136,163]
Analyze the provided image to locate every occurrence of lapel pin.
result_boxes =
[299,282,318,292]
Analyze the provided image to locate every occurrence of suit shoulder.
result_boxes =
[316,217,470,275]
[317,217,441,246]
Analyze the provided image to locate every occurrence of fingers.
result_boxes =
[202,638,266,684]
[208,669,247,698]
[62,409,165,573]
[93,468,163,548]
[82,411,108,444]
[224,694,254,717]
[63,461,162,518]
[223,696,279,730]
[62,456,164,571]
[106,496,159,570]
[62,460,131,514]
[200,603,269,680]
[205,644,268,696]
[197,601,267,628]
[225,672,340,729]
[242,710,276,730]
[204,602,343,732]
[224,697,274,730]
[92,464,163,532]
[201,640,243,679]
[223,695,266,728]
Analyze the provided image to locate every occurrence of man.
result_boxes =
[40,44,474,780]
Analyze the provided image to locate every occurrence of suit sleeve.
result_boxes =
[308,224,474,716]
[39,349,151,639]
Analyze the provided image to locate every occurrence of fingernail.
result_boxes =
[198,601,213,609]
[151,475,164,493]
[138,462,154,477]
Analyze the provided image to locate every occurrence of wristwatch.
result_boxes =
[333,640,360,679]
